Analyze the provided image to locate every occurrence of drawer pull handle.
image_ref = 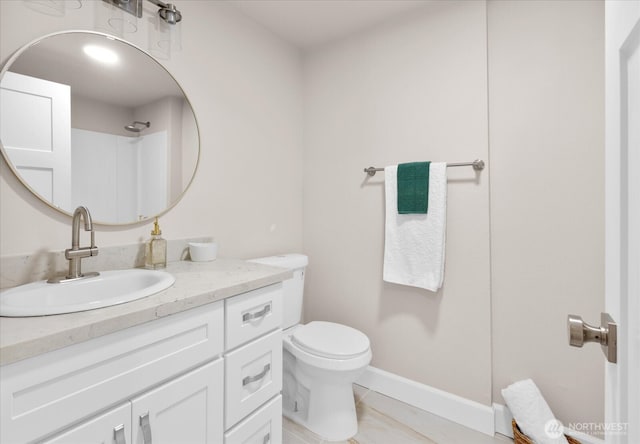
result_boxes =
[263,432,270,444]
[242,363,271,386]
[114,424,127,444]
[243,304,271,322]
[140,412,152,444]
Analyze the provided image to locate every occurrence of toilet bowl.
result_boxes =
[249,254,372,442]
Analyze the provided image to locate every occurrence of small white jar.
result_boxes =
[189,242,217,262]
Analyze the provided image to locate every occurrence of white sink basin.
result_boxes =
[0,269,175,317]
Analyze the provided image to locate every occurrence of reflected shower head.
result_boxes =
[124,121,150,132]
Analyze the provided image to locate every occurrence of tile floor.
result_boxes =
[283,385,513,444]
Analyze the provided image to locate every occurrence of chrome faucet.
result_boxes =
[48,206,99,283]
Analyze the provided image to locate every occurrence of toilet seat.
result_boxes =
[292,321,370,359]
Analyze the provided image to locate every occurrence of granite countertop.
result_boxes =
[0,259,292,366]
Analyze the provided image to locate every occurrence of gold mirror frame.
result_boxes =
[0,30,200,225]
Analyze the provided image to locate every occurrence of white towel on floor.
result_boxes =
[383,162,447,291]
[502,379,569,444]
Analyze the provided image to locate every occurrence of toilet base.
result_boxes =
[283,381,358,441]
[283,349,367,442]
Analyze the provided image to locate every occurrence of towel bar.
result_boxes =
[363,159,485,176]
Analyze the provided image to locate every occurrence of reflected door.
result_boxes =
[0,71,71,210]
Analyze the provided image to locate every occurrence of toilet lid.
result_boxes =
[292,321,370,359]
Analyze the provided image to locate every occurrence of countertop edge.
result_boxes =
[0,260,293,366]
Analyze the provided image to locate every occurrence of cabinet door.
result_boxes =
[131,359,223,444]
[41,402,131,444]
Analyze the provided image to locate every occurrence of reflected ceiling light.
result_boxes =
[83,44,119,65]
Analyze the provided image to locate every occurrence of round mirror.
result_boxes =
[0,31,199,225]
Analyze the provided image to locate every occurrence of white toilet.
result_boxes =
[249,254,372,442]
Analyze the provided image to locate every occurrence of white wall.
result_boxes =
[71,94,133,136]
[302,0,604,429]
[0,0,304,258]
[303,0,492,405]
[488,0,605,426]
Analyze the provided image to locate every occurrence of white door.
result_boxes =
[605,1,640,443]
[0,71,71,210]
[131,359,224,444]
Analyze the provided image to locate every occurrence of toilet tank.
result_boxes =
[248,254,308,329]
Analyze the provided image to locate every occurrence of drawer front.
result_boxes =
[0,301,224,444]
[225,329,282,429]
[225,284,282,351]
[225,395,282,444]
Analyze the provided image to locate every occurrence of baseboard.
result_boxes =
[355,366,495,436]
[356,367,606,443]
[493,403,605,444]
[493,402,514,437]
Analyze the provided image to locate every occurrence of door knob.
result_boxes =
[567,312,617,363]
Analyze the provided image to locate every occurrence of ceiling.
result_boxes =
[10,32,183,108]
[228,0,435,49]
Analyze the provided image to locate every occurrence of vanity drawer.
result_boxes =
[225,329,282,429]
[225,395,282,444]
[225,283,282,350]
[0,301,224,444]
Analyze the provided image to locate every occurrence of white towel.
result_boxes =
[383,162,447,291]
[502,379,569,444]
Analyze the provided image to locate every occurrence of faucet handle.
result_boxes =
[66,246,99,259]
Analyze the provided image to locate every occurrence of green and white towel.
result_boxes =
[383,162,447,291]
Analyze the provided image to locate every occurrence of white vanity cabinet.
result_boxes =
[0,281,285,444]
[1,300,225,444]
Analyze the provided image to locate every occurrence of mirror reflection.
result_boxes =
[0,31,199,225]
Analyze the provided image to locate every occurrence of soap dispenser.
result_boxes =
[145,217,167,269]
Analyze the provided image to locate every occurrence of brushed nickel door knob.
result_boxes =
[567,313,617,363]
